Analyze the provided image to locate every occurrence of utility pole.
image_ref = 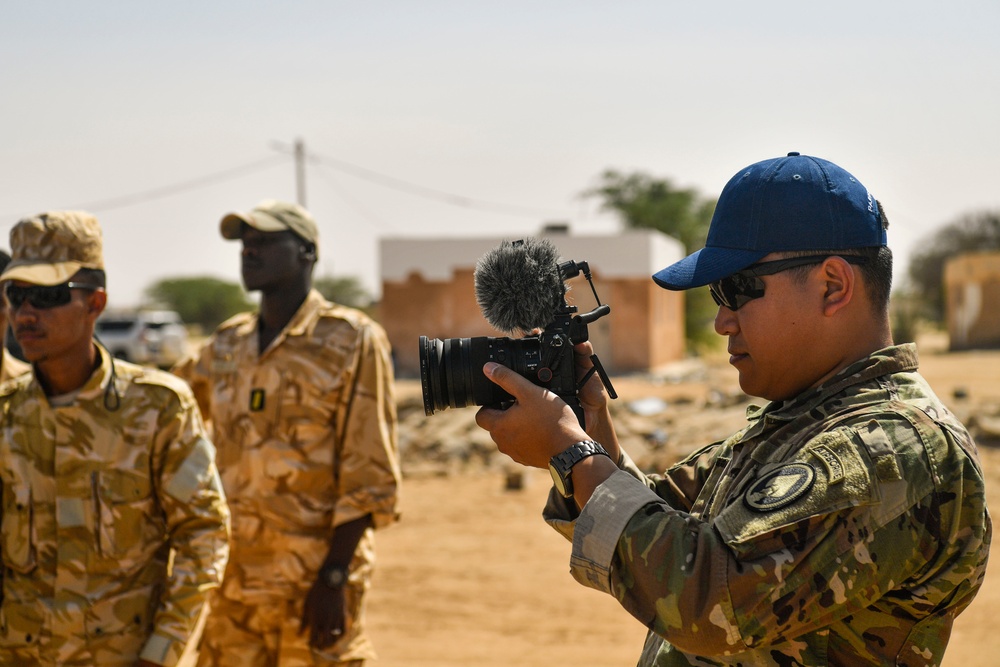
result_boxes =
[294,137,307,207]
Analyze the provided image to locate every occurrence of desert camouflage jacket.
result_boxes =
[0,350,29,383]
[0,345,231,667]
[173,290,400,656]
[545,344,991,666]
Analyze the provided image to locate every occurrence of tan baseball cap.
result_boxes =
[0,211,105,286]
[219,199,319,251]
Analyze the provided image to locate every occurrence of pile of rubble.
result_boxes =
[395,361,754,477]
[396,359,1000,478]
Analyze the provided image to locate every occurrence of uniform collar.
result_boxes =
[239,288,328,355]
[759,343,920,422]
[26,342,117,407]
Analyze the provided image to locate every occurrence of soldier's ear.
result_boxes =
[88,289,107,317]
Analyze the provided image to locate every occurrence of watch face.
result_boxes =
[549,463,572,498]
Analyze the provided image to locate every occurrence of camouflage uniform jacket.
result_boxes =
[0,345,231,667]
[544,344,991,666]
[0,351,29,383]
[172,289,401,659]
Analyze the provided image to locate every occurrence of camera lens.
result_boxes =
[419,335,518,415]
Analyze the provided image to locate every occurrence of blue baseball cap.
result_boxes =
[652,152,886,290]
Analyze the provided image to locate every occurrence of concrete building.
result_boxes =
[944,252,1000,350]
[380,226,687,377]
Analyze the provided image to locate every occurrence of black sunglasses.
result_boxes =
[4,282,102,310]
[709,255,868,311]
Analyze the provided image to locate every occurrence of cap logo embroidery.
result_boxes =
[744,463,816,512]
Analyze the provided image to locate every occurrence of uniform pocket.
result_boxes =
[93,470,158,560]
[84,587,155,665]
[0,599,44,657]
[1,484,36,573]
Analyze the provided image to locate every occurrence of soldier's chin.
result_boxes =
[14,344,45,364]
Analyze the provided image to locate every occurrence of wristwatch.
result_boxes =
[548,440,611,498]
[319,565,348,588]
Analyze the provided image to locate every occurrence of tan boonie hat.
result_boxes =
[219,199,319,251]
[0,211,105,286]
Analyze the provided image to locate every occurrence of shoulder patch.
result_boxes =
[744,463,816,513]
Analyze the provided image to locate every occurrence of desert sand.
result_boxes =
[366,334,1000,666]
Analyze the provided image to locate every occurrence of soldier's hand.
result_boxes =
[573,341,609,414]
[300,580,347,650]
[476,361,587,468]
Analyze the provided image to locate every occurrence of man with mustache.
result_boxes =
[0,211,231,666]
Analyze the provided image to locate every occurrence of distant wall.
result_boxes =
[944,252,1000,350]
[380,230,687,377]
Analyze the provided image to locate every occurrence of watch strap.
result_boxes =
[549,440,610,498]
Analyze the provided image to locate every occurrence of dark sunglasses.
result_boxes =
[709,255,868,311]
[4,282,102,310]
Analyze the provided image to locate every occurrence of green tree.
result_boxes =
[313,275,373,311]
[144,276,253,333]
[907,210,1000,322]
[583,170,718,351]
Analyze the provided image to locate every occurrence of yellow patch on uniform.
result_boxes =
[249,389,265,412]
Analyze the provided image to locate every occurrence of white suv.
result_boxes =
[95,310,189,369]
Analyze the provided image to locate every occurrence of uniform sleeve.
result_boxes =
[648,440,726,511]
[170,343,214,430]
[567,419,989,658]
[542,441,722,542]
[140,389,231,667]
[333,321,401,530]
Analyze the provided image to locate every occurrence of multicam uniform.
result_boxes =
[173,289,400,666]
[0,346,231,667]
[545,344,991,666]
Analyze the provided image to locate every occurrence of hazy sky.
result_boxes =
[2,1,997,308]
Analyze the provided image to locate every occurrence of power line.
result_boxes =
[308,150,571,219]
[312,163,394,232]
[3,145,574,222]
[2,155,289,219]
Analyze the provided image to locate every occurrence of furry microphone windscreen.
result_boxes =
[474,237,566,334]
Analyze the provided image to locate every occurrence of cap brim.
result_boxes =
[219,211,289,240]
[652,247,768,290]
[0,260,83,286]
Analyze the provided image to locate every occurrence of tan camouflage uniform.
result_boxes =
[0,351,29,383]
[0,345,231,667]
[545,344,991,666]
[173,289,400,666]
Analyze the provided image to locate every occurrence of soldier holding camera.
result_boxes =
[475,153,991,665]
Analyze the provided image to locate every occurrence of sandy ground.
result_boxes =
[365,335,1000,666]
